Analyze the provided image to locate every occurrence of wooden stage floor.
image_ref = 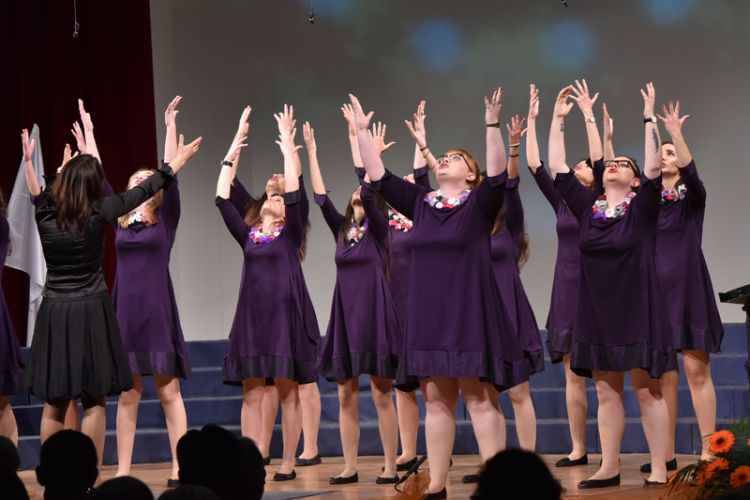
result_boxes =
[19,453,696,499]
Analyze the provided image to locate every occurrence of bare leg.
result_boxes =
[274,377,301,475]
[336,377,359,478]
[64,400,80,430]
[395,389,419,465]
[508,381,536,451]
[588,371,624,481]
[259,385,279,458]
[371,376,398,478]
[0,396,18,445]
[460,378,504,463]
[660,368,679,463]
[682,350,716,460]
[155,375,188,479]
[486,386,506,451]
[631,368,669,483]
[563,354,588,460]
[298,383,321,459]
[421,377,458,495]
[116,375,143,476]
[81,396,107,470]
[241,378,265,445]
[40,401,68,445]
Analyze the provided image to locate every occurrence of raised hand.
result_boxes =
[226,121,249,164]
[21,129,41,195]
[348,94,374,131]
[657,99,690,137]
[553,86,575,118]
[506,115,527,145]
[369,121,396,155]
[413,100,427,136]
[602,102,614,140]
[170,134,202,174]
[484,86,503,124]
[58,144,79,174]
[78,99,94,132]
[21,128,36,161]
[303,121,317,154]
[528,84,540,121]
[274,104,296,140]
[640,82,656,118]
[341,103,357,136]
[570,79,599,118]
[71,121,87,153]
[275,128,303,156]
[165,95,182,128]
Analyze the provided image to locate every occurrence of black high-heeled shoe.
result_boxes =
[329,472,358,485]
[273,470,296,481]
[577,474,620,489]
[421,488,447,500]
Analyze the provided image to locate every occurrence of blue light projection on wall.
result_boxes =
[541,20,595,72]
[640,0,697,23]
[410,18,465,71]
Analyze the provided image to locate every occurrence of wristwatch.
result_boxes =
[221,160,234,167]
[643,116,657,124]
[585,116,596,124]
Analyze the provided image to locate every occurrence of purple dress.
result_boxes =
[655,161,723,352]
[372,170,529,390]
[217,189,319,384]
[531,165,581,363]
[113,174,190,378]
[490,177,544,374]
[315,184,401,381]
[555,171,676,378]
[0,215,23,395]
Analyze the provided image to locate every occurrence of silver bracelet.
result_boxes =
[509,143,520,148]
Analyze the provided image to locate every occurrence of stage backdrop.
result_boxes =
[149,0,750,340]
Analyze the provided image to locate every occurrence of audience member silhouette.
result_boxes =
[93,476,152,500]
[159,485,221,500]
[472,448,563,500]
[36,430,98,500]
[177,425,241,500]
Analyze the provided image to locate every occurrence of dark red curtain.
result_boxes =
[0,0,158,344]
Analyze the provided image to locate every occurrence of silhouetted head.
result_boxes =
[36,430,98,499]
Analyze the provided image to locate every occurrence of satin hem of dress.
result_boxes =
[317,352,398,382]
[223,355,318,385]
[545,328,573,364]
[128,351,192,379]
[525,349,545,375]
[670,325,724,353]
[569,340,677,379]
[394,349,530,392]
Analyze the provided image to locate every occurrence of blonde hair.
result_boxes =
[117,169,164,228]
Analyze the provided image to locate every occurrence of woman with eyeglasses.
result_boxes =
[350,89,529,500]
[216,108,319,482]
[644,101,722,471]
[549,83,674,489]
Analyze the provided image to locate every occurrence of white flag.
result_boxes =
[6,124,46,346]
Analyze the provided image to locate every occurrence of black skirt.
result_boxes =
[23,292,133,401]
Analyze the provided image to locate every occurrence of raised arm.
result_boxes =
[350,94,385,181]
[412,100,428,172]
[341,103,363,167]
[526,84,542,173]
[506,114,527,180]
[641,82,662,180]
[275,123,303,245]
[304,122,326,196]
[602,102,615,162]
[484,86,508,177]
[361,185,388,245]
[275,104,303,177]
[164,95,181,163]
[657,99,693,168]
[21,129,41,196]
[548,86,575,178]
[570,79,603,162]
[404,102,438,172]
[78,99,100,163]
[217,107,251,199]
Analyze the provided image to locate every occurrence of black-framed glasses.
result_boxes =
[435,153,467,165]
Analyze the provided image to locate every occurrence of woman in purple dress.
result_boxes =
[216,110,318,481]
[342,102,428,471]
[351,89,529,500]
[549,83,674,488]
[0,190,22,446]
[304,121,400,485]
[647,100,722,469]
[21,124,201,467]
[113,96,190,484]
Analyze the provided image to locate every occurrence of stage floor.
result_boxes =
[19,454,694,499]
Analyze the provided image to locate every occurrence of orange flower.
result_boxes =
[730,466,750,489]
[709,430,736,454]
[705,458,730,479]
[696,469,707,486]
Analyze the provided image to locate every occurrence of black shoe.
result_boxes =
[329,472,359,485]
[396,456,418,471]
[273,470,296,481]
[643,479,668,487]
[578,474,620,489]
[422,488,447,500]
[376,475,400,484]
[461,474,480,484]
[166,479,180,488]
[295,454,322,467]
[555,454,588,467]
[263,456,271,466]
[640,458,678,473]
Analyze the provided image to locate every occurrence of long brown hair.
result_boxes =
[49,154,104,234]
[117,169,164,228]
[338,189,391,278]
[445,148,483,189]
[491,201,530,270]
[243,193,310,260]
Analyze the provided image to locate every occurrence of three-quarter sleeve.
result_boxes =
[298,174,310,224]
[216,197,249,246]
[504,178,525,241]
[283,190,304,248]
[414,166,432,189]
[100,167,173,223]
[361,185,388,246]
[633,175,663,228]
[530,163,561,212]
[160,172,181,240]
[370,170,422,220]
[592,157,605,196]
[555,171,597,222]
[679,161,706,212]
[229,177,256,216]
[314,193,346,240]
[475,172,508,222]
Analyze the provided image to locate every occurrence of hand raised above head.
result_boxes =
[21,128,36,161]
[303,121,316,152]
[602,102,614,140]
[71,121,87,154]
[553,86,575,118]
[165,95,182,127]
[640,82,656,118]
[528,84,540,121]
[274,104,296,138]
[506,115,527,145]
[570,79,599,116]
[78,99,95,132]
[657,99,690,136]
[369,121,396,155]
[484,86,503,124]
[348,94,374,131]
[341,103,357,136]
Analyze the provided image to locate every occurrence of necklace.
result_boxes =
[388,208,412,232]
[592,192,637,220]
[661,184,687,204]
[346,219,368,246]
[248,225,284,244]
[424,189,471,209]
[127,211,144,226]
